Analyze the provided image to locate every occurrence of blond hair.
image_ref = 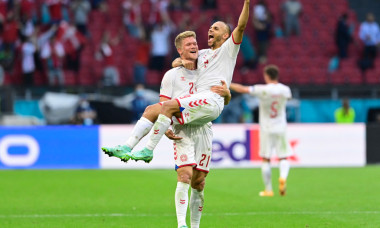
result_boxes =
[174,31,196,49]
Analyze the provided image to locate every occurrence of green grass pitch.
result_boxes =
[1,166,380,228]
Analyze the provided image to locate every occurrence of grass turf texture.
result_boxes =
[1,167,379,228]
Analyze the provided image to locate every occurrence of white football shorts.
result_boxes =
[173,91,224,125]
[172,122,213,173]
[259,131,293,159]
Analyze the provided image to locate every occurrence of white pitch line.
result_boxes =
[0,211,380,219]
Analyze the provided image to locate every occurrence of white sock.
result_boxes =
[190,188,204,228]
[279,159,290,180]
[125,117,153,149]
[261,162,272,191]
[175,182,190,227]
[146,114,171,150]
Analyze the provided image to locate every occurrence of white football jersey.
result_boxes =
[249,83,292,133]
[196,35,241,93]
[160,67,198,99]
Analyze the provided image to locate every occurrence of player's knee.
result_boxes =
[178,172,192,184]
[191,177,206,191]
[262,158,270,163]
[161,101,178,115]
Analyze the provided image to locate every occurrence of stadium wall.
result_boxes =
[0,124,366,169]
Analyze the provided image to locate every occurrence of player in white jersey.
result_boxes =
[101,0,249,162]
[160,31,230,228]
[102,31,230,228]
[230,65,292,197]
[127,0,250,162]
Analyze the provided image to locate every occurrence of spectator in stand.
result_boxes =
[18,0,37,21]
[58,22,87,83]
[37,25,58,84]
[19,13,35,40]
[96,30,121,86]
[281,0,302,37]
[133,25,150,84]
[335,13,352,59]
[253,0,271,64]
[131,84,151,122]
[71,0,91,36]
[0,0,7,20]
[21,36,37,85]
[358,13,380,70]
[72,95,97,125]
[149,0,169,25]
[45,0,67,24]
[122,0,142,38]
[0,12,19,72]
[334,98,355,124]
[41,35,65,86]
[148,14,173,71]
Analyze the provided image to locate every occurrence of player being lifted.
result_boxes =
[102,0,250,163]
[230,65,292,196]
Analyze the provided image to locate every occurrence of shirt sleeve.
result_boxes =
[285,86,292,99]
[160,70,174,99]
[223,35,241,58]
[249,85,265,97]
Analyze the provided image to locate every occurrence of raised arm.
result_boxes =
[230,83,251,94]
[232,0,250,44]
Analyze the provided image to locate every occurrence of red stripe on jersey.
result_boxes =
[195,167,209,173]
[178,163,197,168]
[232,33,242,45]
[175,98,185,125]
[160,95,171,99]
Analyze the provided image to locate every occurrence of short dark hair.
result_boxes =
[264,65,279,80]
[223,22,232,37]
[216,21,231,37]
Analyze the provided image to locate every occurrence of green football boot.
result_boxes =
[131,147,153,163]
[101,145,132,162]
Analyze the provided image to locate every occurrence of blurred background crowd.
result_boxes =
[0,0,380,125]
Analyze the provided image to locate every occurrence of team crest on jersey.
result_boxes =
[180,154,188,162]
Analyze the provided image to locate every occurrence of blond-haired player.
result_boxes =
[230,65,292,196]
[161,31,230,228]
[126,0,250,163]
[103,30,230,228]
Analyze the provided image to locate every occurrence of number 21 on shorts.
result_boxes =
[199,154,210,167]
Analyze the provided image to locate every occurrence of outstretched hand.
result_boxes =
[165,129,183,140]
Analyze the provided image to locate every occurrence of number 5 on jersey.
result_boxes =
[270,101,279,118]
